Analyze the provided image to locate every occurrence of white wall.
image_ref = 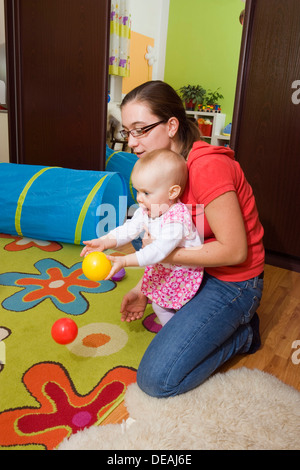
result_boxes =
[130,0,170,80]
[110,0,170,102]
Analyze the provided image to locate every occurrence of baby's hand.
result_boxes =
[80,239,106,257]
[105,255,126,280]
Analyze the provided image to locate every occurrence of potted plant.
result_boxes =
[205,88,224,112]
[178,85,206,111]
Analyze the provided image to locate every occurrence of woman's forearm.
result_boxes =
[164,240,247,268]
[165,192,248,268]
[134,277,144,291]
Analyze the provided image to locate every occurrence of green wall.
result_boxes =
[164,0,244,125]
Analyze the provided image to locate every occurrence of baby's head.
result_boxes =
[131,149,188,218]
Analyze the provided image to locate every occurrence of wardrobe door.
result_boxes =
[5,0,110,171]
[231,0,300,270]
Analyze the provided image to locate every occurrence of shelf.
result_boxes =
[186,111,221,116]
[215,134,230,141]
[186,110,228,146]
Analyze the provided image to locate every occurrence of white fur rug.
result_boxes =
[58,368,300,450]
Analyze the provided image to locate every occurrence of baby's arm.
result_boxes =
[106,222,186,277]
[136,222,185,266]
[106,251,139,279]
[80,208,144,258]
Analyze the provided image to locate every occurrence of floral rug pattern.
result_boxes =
[0,258,115,315]
[0,234,156,449]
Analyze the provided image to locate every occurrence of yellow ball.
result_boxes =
[82,252,112,281]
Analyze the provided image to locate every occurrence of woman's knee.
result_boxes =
[136,362,165,398]
[136,353,178,398]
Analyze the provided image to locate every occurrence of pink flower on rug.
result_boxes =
[0,362,136,450]
[143,312,162,334]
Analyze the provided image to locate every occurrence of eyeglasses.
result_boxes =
[120,120,165,140]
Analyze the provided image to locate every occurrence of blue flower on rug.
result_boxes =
[0,259,115,315]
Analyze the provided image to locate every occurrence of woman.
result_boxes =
[119,80,265,397]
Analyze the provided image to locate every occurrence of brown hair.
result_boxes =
[121,81,201,159]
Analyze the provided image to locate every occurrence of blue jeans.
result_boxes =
[131,236,143,251]
[137,272,264,397]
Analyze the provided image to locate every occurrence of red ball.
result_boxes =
[51,318,78,345]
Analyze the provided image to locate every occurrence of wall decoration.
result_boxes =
[145,45,157,67]
[122,32,155,95]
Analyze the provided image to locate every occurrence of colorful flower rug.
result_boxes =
[0,233,160,450]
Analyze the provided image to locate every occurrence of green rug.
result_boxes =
[0,233,160,450]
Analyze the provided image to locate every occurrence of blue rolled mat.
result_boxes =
[0,163,127,245]
[105,145,138,209]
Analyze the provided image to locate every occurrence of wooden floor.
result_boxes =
[220,263,300,391]
[103,258,300,425]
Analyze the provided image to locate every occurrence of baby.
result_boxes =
[81,149,203,326]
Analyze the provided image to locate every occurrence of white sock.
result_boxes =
[152,302,176,326]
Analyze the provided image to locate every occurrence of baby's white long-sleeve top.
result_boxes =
[109,203,202,267]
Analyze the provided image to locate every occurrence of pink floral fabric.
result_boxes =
[141,203,203,310]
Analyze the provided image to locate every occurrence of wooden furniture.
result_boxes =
[186,111,229,146]
[231,0,300,271]
[4,0,110,171]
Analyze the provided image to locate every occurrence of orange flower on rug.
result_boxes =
[0,233,62,252]
[0,362,136,450]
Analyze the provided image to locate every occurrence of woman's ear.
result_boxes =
[168,117,179,138]
[169,184,181,200]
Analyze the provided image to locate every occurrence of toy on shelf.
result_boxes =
[205,88,224,113]
[198,118,213,137]
[197,104,222,113]
[222,123,232,136]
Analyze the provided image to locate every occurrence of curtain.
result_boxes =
[109,0,131,77]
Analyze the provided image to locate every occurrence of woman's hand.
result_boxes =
[142,228,154,248]
[120,280,148,322]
